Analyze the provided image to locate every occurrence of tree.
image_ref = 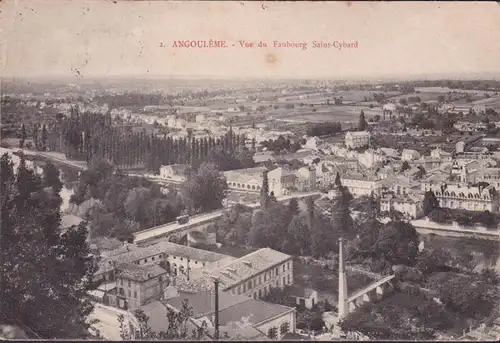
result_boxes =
[260,170,270,209]
[288,198,300,216]
[117,299,209,340]
[400,161,411,172]
[261,286,296,307]
[0,153,97,339]
[358,110,368,131]
[422,190,439,216]
[42,162,63,193]
[19,123,27,149]
[181,162,227,214]
[373,220,420,266]
[334,172,342,188]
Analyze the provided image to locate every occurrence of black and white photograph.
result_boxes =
[1,1,500,340]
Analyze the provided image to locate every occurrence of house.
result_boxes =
[176,248,294,300]
[357,149,385,169]
[159,164,189,182]
[430,148,452,161]
[115,262,168,310]
[304,137,322,150]
[421,166,499,212]
[288,286,318,310]
[224,167,267,193]
[344,131,370,149]
[340,173,386,197]
[295,166,317,192]
[268,167,297,196]
[380,193,424,220]
[160,290,297,340]
[401,149,421,162]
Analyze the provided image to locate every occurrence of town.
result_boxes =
[1,77,500,341]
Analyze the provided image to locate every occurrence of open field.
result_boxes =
[415,87,500,96]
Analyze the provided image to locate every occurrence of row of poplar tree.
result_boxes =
[36,107,247,172]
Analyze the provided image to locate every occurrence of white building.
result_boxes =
[401,149,421,162]
[380,194,424,220]
[295,166,317,192]
[421,167,499,212]
[159,164,189,182]
[224,167,267,193]
[345,131,371,149]
[341,174,386,197]
[268,167,297,196]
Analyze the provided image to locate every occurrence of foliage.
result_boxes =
[306,122,342,137]
[428,207,498,228]
[400,161,411,172]
[260,135,301,154]
[70,159,183,240]
[339,291,454,340]
[117,299,209,340]
[358,110,368,131]
[181,162,227,214]
[261,286,296,307]
[423,190,439,216]
[0,152,97,339]
[426,272,496,319]
[296,307,325,332]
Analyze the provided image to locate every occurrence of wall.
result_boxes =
[255,309,296,340]
[226,259,294,300]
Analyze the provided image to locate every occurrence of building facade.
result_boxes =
[345,131,370,149]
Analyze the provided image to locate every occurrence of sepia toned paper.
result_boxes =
[1,0,500,342]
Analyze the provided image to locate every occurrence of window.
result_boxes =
[134,291,137,299]
[280,322,290,335]
[159,276,163,282]
[287,275,291,284]
[268,327,278,339]
[145,258,148,263]
[128,280,131,287]
[128,289,131,297]
[120,279,123,286]
[264,274,267,282]
[243,284,246,292]
[259,275,262,284]
[173,256,176,259]
[282,265,285,273]
[287,262,290,271]
[276,267,279,275]
[238,286,241,294]
[258,289,262,298]
[152,256,155,261]
[248,281,252,289]
[180,257,183,261]
[195,261,198,264]
[283,276,286,286]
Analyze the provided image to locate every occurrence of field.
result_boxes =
[415,87,499,96]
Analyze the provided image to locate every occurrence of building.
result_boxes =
[430,148,452,161]
[380,194,424,219]
[295,166,317,192]
[176,248,294,300]
[288,286,318,310]
[115,262,168,310]
[159,164,189,182]
[421,166,499,212]
[344,131,371,149]
[148,289,297,340]
[224,167,267,193]
[340,173,386,197]
[268,167,297,196]
[401,149,421,162]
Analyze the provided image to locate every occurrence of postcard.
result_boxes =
[1,1,500,341]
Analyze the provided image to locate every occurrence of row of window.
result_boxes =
[232,274,292,297]
[134,254,202,266]
[228,182,262,190]
[435,191,490,200]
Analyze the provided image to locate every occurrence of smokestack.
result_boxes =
[338,238,348,320]
[214,279,220,340]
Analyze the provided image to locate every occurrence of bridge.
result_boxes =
[346,274,395,311]
[133,191,322,244]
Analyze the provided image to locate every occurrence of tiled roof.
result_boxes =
[165,291,294,328]
[209,248,292,289]
[117,262,167,282]
[110,241,231,264]
[139,300,201,335]
[218,298,294,326]
[164,290,250,318]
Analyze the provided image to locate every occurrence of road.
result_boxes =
[88,303,131,341]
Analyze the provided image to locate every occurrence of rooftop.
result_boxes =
[209,248,292,289]
[112,240,232,265]
[117,262,167,282]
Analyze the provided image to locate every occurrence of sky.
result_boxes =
[1,1,500,80]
